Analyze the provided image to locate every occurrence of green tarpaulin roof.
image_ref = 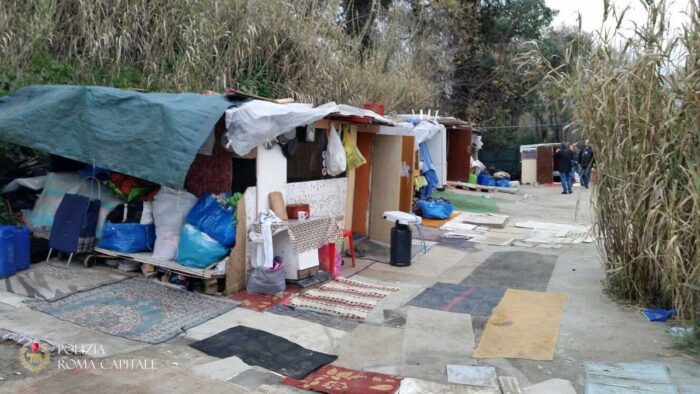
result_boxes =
[0,85,237,188]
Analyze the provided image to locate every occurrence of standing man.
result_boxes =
[554,143,574,194]
[578,139,595,189]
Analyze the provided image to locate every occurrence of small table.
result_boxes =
[249,216,343,279]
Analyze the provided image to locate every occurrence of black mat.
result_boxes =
[189,325,337,379]
[268,304,359,332]
[407,282,505,316]
[461,251,557,292]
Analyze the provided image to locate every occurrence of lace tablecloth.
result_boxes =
[250,216,343,254]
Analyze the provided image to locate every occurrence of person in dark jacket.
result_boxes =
[578,139,595,188]
[554,143,574,194]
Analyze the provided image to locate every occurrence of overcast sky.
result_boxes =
[544,0,693,35]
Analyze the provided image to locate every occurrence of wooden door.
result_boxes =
[351,132,373,235]
[536,145,554,184]
[447,129,472,181]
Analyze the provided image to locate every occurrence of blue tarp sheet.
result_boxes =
[0,85,237,188]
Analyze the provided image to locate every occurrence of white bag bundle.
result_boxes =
[151,187,197,260]
[326,124,346,176]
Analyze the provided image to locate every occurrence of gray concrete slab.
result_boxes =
[350,275,425,325]
[227,367,282,391]
[0,308,149,357]
[335,324,404,372]
[446,364,499,389]
[190,356,250,381]
[0,289,33,309]
[184,307,346,354]
[0,359,248,394]
[398,377,501,394]
[400,306,475,381]
[523,378,576,394]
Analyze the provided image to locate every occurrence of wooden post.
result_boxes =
[225,197,247,294]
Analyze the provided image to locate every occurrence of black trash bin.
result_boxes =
[390,221,412,267]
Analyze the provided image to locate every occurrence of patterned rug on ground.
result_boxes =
[190,325,337,379]
[32,278,237,344]
[268,304,360,332]
[407,282,505,317]
[286,277,399,321]
[0,261,130,301]
[230,285,299,312]
[282,364,403,393]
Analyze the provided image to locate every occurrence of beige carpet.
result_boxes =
[474,289,566,361]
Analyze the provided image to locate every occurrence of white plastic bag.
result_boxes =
[325,124,346,176]
[140,201,154,225]
[151,187,197,260]
[573,171,581,184]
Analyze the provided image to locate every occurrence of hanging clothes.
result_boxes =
[419,142,439,197]
[250,211,282,269]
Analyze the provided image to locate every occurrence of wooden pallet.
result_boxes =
[93,247,224,279]
[446,181,495,193]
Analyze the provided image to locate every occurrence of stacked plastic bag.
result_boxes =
[176,193,236,269]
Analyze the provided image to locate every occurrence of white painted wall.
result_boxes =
[286,178,347,227]
[255,144,287,214]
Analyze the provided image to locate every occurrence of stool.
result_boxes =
[342,229,356,267]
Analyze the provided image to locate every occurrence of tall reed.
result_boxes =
[546,1,699,319]
[0,0,441,111]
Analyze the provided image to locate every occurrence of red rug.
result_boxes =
[230,285,299,312]
[282,364,402,393]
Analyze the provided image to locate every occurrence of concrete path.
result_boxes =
[1,185,697,393]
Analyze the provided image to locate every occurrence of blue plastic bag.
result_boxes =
[416,198,454,220]
[642,308,677,322]
[186,194,236,247]
[176,224,230,268]
[98,222,156,253]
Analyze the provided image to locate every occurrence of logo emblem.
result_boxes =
[19,341,51,372]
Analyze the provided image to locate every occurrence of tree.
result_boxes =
[448,0,557,130]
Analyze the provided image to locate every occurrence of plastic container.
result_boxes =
[12,227,30,272]
[477,173,492,186]
[390,223,412,267]
[0,226,30,278]
[468,174,478,184]
[0,227,16,278]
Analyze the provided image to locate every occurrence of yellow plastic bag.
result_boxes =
[343,129,367,170]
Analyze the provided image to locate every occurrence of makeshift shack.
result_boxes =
[0,85,394,296]
[441,118,475,182]
[519,143,560,184]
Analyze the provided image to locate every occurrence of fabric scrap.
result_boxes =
[282,364,402,393]
[189,325,337,379]
[231,285,299,313]
[287,277,399,321]
[474,289,566,361]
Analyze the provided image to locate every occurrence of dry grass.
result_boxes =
[0,0,442,111]
[538,1,699,320]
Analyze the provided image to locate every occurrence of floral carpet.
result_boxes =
[32,278,237,343]
[282,364,402,393]
[230,285,299,312]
